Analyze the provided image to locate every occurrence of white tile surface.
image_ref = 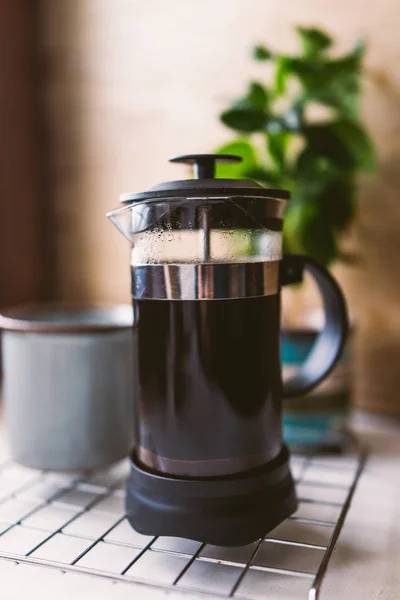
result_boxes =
[0,465,39,488]
[178,559,242,594]
[76,482,109,494]
[62,511,120,540]
[237,568,312,599]
[302,466,356,487]
[266,519,333,547]
[44,473,80,486]
[0,412,396,600]
[293,501,342,524]
[200,542,257,564]
[125,550,190,584]
[0,488,11,502]
[152,537,202,555]
[22,480,70,502]
[0,497,42,523]
[76,541,141,573]
[31,533,91,564]
[54,488,102,509]
[297,482,349,504]
[91,492,124,516]
[104,519,153,547]
[88,461,129,488]
[0,522,11,535]
[0,525,47,555]
[309,456,358,471]
[23,504,81,532]
[253,540,325,574]
[0,558,181,600]
[289,458,305,481]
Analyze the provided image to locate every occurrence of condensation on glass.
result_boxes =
[108,196,283,266]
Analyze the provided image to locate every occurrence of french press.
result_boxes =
[107,154,348,546]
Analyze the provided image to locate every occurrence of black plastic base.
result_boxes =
[126,446,297,547]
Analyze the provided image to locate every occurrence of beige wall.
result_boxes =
[40,0,400,412]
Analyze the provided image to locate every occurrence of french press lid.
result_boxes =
[120,154,290,204]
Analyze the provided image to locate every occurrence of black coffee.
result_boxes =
[133,295,283,477]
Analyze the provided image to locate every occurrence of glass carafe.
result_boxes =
[107,154,348,546]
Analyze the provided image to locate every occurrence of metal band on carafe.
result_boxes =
[131,261,279,300]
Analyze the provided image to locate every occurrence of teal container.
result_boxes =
[282,330,351,452]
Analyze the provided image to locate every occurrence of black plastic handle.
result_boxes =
[169,154,242,179]
[281,254,349,398]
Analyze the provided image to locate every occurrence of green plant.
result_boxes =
[215,26,376,267]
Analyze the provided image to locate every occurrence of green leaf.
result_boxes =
[352,38,366,61]
[329,119,376,172]
[295,149,345,181]
[282,200,304,254]
[330,38,365,74]
[294,149,318,179]
[265,107,303,136]
[244,166,281,186]
[274,56,294,95]
[312,41,365,115]
[275,41,364,114]
[309,77,359,118]
[253,45,272,61]
[283,195,338,266]
[296,26,333,56]
[274,38,365,101]
[299,208,338,266]
[318,180,355,230]
[234,82,269,111]
[281,57,325,92]
[215,140,257,179]
[283,175,355,265]
[273,56,339,98]
[216,29,373,270]
[302,123,355,170]
[295,40,365,116]
[299,119,375,175]
[246,82,269,110]
[268,132,290,169]
[220,107,267,133]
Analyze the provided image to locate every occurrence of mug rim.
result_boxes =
[0,302,133,334]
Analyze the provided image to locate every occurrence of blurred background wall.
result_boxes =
[0,1,50,308]
[2,0,400,414]
[37,0,400,306]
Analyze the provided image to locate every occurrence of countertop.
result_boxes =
[0,412,398,600]
[322,412,400,600]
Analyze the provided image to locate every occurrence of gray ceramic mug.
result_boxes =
[0,304,134,471]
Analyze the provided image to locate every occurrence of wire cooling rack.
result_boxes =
[0,447,366,600]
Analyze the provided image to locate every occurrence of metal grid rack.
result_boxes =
[0,448,366,600]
